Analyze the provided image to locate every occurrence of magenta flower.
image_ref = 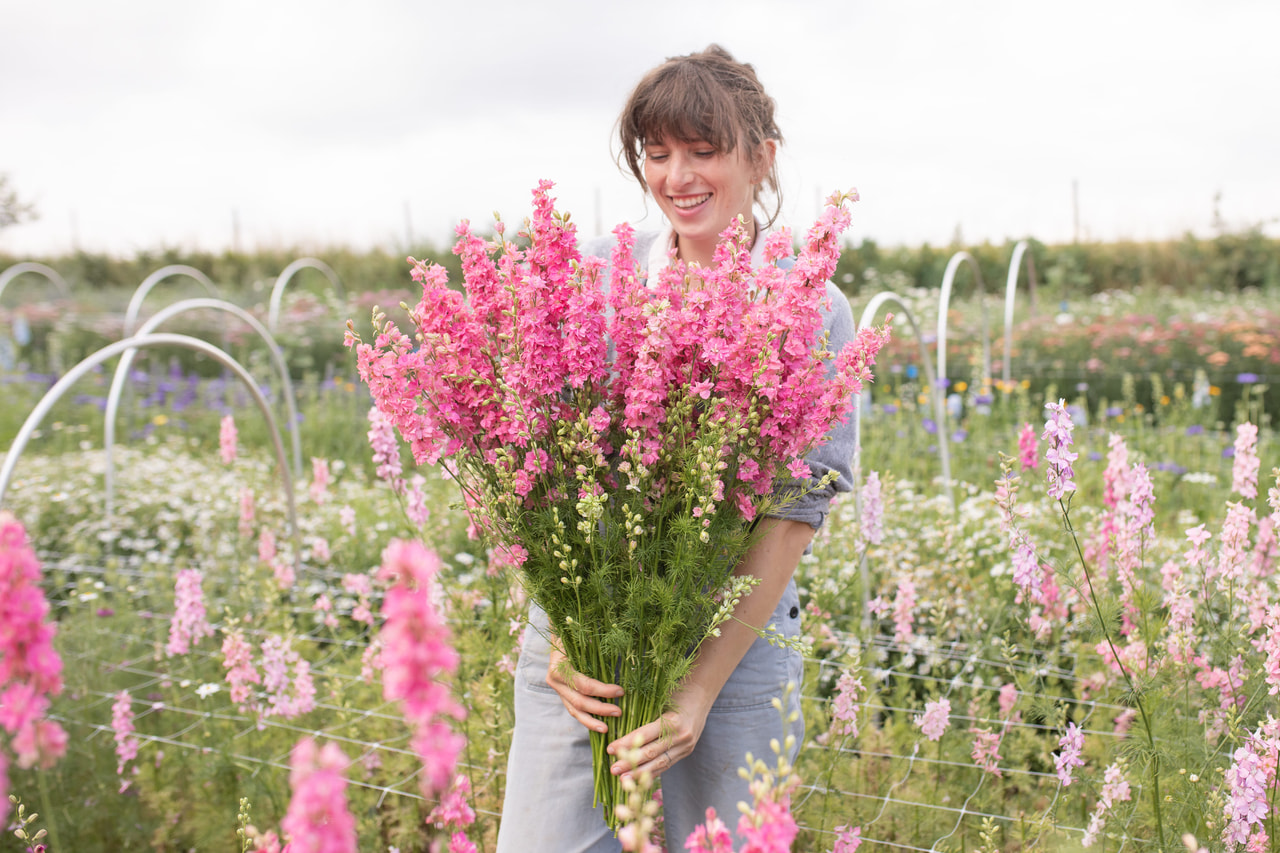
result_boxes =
[685,807,734,853]
[1017,422,1038,470]
[280,737,357,853]
[219,414,237,464]
[914,698,951,741]
[377,539,465,799]
[1042,400,1078,501]
[166,569,214,657]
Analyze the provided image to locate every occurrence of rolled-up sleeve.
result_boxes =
[768,282,859,531]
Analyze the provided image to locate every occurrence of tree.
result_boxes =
[0,173,38,230]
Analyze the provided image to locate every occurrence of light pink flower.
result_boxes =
[221,630,261,712]
[1055,722,1085,785]
[970,727,1003,776]
[914,698,951,741]
[831,825,862,852]
[830,669,864,738]
[260,634,315,719]
[859,471,883,546]
[1232,422,1260,499]
[112,690,140,776]
[239,488,255,538]
[219,414,237,464]
[1042,400,1078,501]
[892,578,916,644]
[166,569,214,657]
[998,683,1018,717]
[338,505,357,537]
[281,737,357,853]
[310,457,331,504]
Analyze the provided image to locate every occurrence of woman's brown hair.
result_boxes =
[617,45,784,226]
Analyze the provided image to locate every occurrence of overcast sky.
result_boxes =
[3,0,1278,258]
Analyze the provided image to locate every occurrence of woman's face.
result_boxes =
[642,137,771,268]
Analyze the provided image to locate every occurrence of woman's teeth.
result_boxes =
[672,193,711,209]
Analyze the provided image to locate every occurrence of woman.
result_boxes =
[496,45,857,852]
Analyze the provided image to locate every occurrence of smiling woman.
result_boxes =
[494,44,862,853]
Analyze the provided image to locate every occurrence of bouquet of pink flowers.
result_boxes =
[348,181,889,826]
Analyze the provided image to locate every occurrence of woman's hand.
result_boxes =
[606,685,713,782]
[546,642,624,735]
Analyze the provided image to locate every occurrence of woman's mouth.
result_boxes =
[671,193,711,210]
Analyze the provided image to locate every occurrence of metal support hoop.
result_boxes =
[935,251,991,389]
[1002,240,1038,384]
[123,266,221,336]
[0,333,300,573]
[103,299,304,517]
[855,291,954,633]
[0,262,73,304]
[267,258,346,333]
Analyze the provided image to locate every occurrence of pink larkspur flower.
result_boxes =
[377,539,466,798]
[239,488,255,538]
[260,634,314,719]
[219,414,237,464]
[310,457,331,504]
[221,630,261,712]
[1232,422,1260,499]
[686,806,734,853]
[830,668,864,738]
[112,690,139,776]
[1042,400,1077,501]
[914,698,951,741]
[280,737,357,853]
[970,727,1003,776]
[1055,722,1085,785]
[859,471,883,546]
[832,825,862,852]
[1017,422,1038,469]
[166,569,215,657]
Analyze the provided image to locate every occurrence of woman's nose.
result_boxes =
[668,153,694,187]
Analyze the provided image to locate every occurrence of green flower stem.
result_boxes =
[37,765,63,852]
[1060,500,1164,849]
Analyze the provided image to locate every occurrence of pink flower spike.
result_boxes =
[219,414,237,464]
[832,825,863,852]
[112,690,140,776]
[281,737,357,853]
[1232,422,1261,499]
[165,569,214,658]
[914,698,951,741]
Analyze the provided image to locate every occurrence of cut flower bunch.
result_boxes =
[348,181,890,828]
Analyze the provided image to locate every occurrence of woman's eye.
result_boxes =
[694,150,716,158]
[647,153,668,162]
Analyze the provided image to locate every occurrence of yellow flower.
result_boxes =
[917,393,928,405]
[954,381,968,393]
[1209,386,1221,397]
[152,414,169,426]
[1020,379,1031,390]
[1160,395,1171,406]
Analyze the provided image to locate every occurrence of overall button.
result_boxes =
[788,605,799,619]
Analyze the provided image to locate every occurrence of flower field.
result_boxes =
[1,257,1279,851]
